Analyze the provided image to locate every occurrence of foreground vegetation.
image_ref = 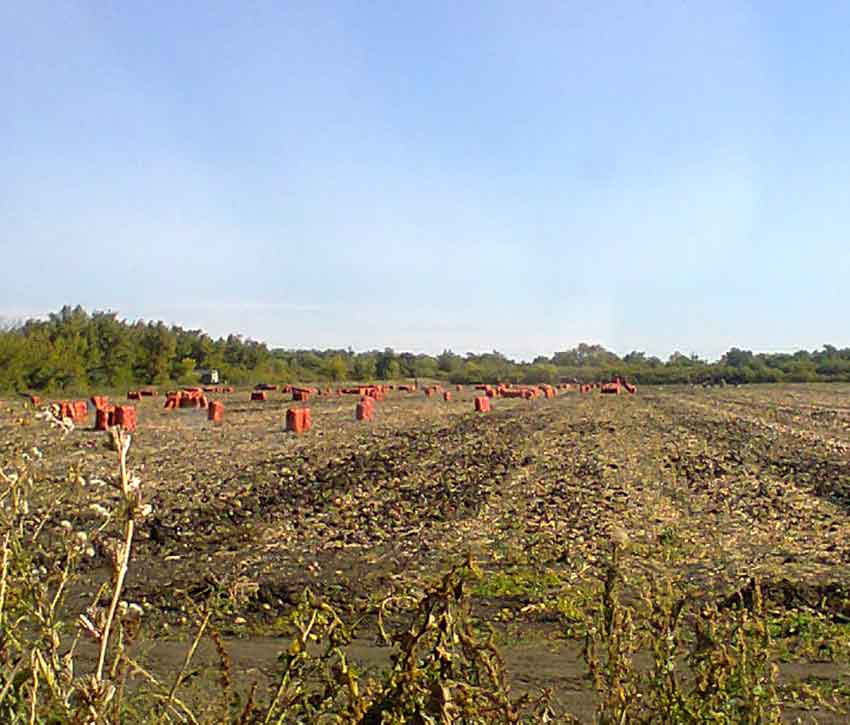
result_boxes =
[2,384,850,721]
[0,436,785,723]
[3,305,850,393]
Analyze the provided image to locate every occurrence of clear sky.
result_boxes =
[2,1,848,361]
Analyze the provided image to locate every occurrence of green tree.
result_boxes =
[524,363,557,384]
[376,349,398,380]
[384,360,401,380]
[325,355,349,381]
[92,311,134,387]
[437,350,463,374]
[414,356,438,379]
[353,354,377,381]
[174,357,198,385]
[141,323,176,384]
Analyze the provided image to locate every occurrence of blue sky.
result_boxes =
[2,1,849,361]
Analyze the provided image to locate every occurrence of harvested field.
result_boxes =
[3,383,850,721]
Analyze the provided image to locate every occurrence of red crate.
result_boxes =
[71,400,88,424]
[113,405,137,432]
[286,407,312,433]
[95,406,115,431]
[208,400,224,422]
[356,400,374,421]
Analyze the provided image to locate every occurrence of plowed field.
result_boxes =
[4,383,850,721]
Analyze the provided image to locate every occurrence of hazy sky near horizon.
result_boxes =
[2,1,848,362]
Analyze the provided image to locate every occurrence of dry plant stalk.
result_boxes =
[584,541,781,724]
[95,427,149,684]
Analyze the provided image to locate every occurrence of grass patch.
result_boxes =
[472,567,566,600]
[769,608,850,662]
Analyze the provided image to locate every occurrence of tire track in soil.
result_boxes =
[680,387,850,449]
[644,391,850,603]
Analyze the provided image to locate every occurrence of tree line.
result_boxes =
[1,305,849,393]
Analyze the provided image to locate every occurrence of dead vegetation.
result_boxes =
[2,384,850,722]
